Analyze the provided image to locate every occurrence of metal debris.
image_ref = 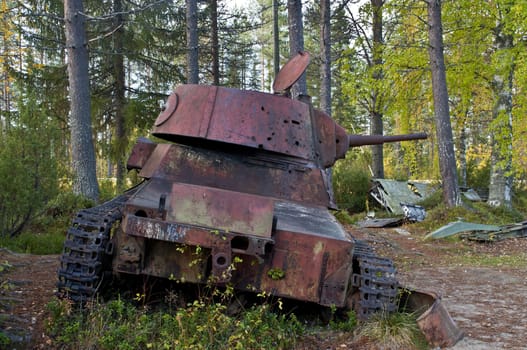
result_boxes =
[401,203,426,222]
[401,289,464,347]
[357,217,404,228]
[425,221,500,240]
[369,179,435,215]
[460,188,482,201]
[463,221,527,242]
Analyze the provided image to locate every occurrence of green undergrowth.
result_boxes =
[45,295,304,350]
[0,261,14,347]
[44,289,429,350]
[0,192,94,255]
[0,231,64,255]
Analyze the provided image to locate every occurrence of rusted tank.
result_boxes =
[58,53,459,344]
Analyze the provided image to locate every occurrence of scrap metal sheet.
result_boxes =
[425,221,500,240]
[370,179,435,215]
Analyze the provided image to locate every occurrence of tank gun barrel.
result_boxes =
[348,132,427,147]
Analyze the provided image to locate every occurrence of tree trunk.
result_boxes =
[458,122,467,188]
[426,0,460,207]
[320,0,331,116]
[273,0,280,78]
[488,29,514,208]
[370,0,384,178]
[64,0,99,201]
[113,0,127,192]
[287,0,306,97]
[186,0,199,84]
[211,0,219,85]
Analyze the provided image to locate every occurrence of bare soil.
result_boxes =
[1,226,527,349]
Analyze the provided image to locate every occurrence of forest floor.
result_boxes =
[1,224,527,349]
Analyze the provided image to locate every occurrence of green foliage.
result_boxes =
[45,294,304,350]
[466,145,491,190]
[98,178,119,202]
[512,189,527,214]
[414,188,443,209]
[0,331,10,348]
[332,155,372,213]
[0,91,60,238]
[267,268,285,280]
[329,310,357,332]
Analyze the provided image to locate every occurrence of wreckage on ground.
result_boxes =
[426,220,527,241]
[57,52,462,347]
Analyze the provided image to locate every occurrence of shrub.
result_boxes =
[45,293,304,350]
[333,155,372,213]
[0,94,60,238]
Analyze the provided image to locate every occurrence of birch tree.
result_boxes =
[487,2,515,208]
[426,0,460,207]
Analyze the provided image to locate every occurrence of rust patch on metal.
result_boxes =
[402,289,464,347]
[126,138,157,170]
[168,183,274,238]
[272,51,310,93]
[152,85,315,160]
[138,144,171,179]
[123,214,273,259]
[135,144,331,207]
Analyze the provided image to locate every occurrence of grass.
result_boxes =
[449,252,527,268]
[355,311,428,350]
[0,231,64,255]
[0,191,93,255]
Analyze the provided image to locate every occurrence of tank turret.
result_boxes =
[150,85,427,170]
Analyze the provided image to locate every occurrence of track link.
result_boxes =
[57,192,132,303]
[352,239,399,318]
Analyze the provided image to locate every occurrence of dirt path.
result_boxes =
[0,249,58,349]
[356,228,527,350]
[1,228,527,349]
[401,266,527,349]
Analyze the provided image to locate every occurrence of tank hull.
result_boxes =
[113,142,354,307]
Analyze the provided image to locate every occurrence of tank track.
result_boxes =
[57,192,132,303]
[352,239,399,318]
